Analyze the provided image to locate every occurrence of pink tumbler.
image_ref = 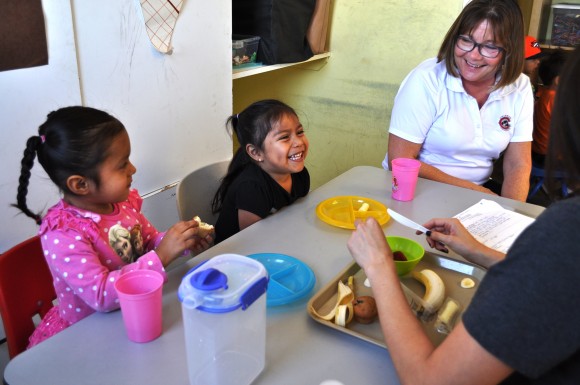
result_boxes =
[391,158,421,201]
[114,269,164,343]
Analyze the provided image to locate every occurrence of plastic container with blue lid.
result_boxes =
[178,254,268,385]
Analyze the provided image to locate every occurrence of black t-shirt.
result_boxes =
[463,196,580,384]
[214,163,310,243]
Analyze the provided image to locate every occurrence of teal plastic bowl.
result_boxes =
[386,236,425,276]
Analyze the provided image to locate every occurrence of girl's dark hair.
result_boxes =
[13,106,126,224]
[546,48,580,199]
[437,0,524,90]
[212,99,297,214]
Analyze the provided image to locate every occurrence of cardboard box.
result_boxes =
[551,4,580,47]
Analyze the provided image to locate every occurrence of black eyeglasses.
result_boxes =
[456,35,504,58]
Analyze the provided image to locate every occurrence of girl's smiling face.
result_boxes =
[454,20,504,88]
[252,113,308,181]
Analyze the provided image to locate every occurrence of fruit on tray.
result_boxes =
[435,298,462,334]
[352,296,378,324]
[411,269,445,312]
[438,299,459,324]
[335,302,353,327]
[335,277,355,327]
[311,280,355,327]
[460,277,475,289]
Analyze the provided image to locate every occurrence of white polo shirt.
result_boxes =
[382,58,533,185]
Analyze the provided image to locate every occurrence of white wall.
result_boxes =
[0,0,232,252]
[0,0,81,252]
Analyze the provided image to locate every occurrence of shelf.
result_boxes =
[232,52,331,80]
[539,43,576,51]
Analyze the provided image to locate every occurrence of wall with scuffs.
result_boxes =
[233,0,463,189]
[0,0,232,252]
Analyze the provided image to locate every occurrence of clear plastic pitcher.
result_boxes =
[178,254,269,385]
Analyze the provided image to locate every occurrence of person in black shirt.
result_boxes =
[212,100,310,243]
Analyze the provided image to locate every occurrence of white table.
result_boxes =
[4,166,544,385]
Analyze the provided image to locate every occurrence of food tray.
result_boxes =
[307,252,486,348]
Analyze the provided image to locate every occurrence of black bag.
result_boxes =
[233,0,316,65]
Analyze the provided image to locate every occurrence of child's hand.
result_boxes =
[190,232,214,255]
[187,216,215,255]
[155,219,204,266]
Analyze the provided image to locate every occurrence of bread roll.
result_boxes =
[193,216,214,238]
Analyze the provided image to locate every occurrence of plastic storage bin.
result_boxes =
[551,4,580,47]
[232,0,315,65]
[232,35,260,66]
[178,254,269,385]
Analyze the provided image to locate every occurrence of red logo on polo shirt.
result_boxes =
[498,115,511,130]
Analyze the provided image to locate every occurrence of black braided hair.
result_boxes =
[12,136,44,224]
[12,106,125,224]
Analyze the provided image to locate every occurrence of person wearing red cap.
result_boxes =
[524,35,544,93]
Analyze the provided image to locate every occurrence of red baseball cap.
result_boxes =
[525,36,543,60]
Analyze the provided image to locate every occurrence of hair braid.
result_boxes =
[12,136,43,224]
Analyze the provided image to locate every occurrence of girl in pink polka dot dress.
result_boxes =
[12,106,214,348]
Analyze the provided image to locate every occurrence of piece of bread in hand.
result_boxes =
[193,216,214,238]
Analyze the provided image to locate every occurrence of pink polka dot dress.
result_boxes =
[27,190,167,348]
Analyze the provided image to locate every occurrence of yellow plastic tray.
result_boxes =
[315,196,390,229]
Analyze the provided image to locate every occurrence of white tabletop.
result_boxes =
[4,166,544,385]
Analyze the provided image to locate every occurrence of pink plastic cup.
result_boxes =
[391,158,421,201]
[114,270,164,343]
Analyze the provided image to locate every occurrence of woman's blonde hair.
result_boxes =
[437,0,524,90]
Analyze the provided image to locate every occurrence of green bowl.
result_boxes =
[386,236,425,276]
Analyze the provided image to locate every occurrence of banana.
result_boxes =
[358,202,370,212]
[438,299,459,324]
[335,303,354,326]
[312,280,354,323]
[435,298,461,335]
[460,277,475,289]
[411,269,445,312]
[336,275,356,326]
[347,275,355,294]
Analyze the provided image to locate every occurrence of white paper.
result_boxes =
[139,0,184,53]
[454,199,535,253]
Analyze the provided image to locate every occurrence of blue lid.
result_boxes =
[178,254,268,313]
[247,253,316,307]
[191,268,228,291]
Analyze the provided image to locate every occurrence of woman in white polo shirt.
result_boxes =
[383,0,533,201]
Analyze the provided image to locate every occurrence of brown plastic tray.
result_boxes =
[307,252,486,348]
